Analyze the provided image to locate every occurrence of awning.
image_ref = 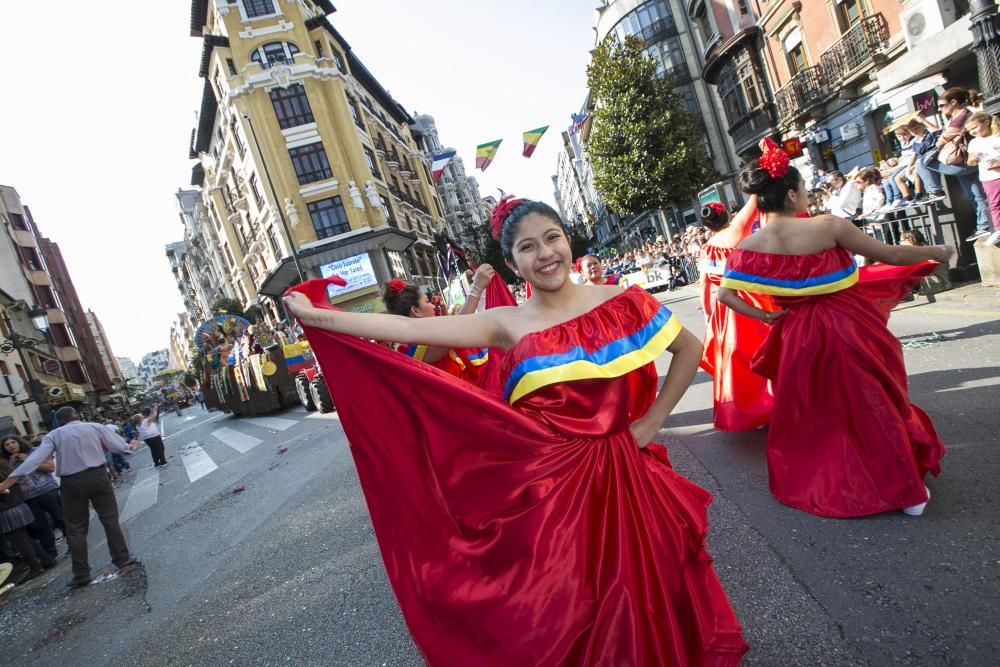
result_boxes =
[875,73,947,107]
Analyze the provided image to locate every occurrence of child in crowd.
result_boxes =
[966,111,1000,246]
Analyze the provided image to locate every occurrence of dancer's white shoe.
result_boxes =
[902,486,931,517]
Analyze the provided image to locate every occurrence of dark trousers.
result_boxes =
[25,490,63,558]
[3,526,54,573]
[60,466,131,579]
[144,435,167,466]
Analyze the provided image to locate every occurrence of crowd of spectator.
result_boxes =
[807,87,1000,247]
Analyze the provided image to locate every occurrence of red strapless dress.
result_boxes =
[699,244,774,431]
[721,248,945,517]
[292,280,748,666]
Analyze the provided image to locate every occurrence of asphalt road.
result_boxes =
[0,284,997,666]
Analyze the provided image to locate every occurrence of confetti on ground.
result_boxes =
[901,333,947,349]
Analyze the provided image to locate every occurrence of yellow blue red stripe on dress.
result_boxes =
[605,273,623,285]
[468,348,489,366]
[448,350,466,369]
[400,343,428,362]
[720,261,858,296]
[504,305,682,404]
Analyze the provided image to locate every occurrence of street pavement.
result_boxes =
[0,284,997,666]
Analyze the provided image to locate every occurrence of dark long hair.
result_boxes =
[381,282,423,317]
[1,434,32,458]
[700,205,730,232]
[738,162,803,213]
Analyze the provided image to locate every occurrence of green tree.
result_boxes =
[586,35,713,216]
[211,297,245,318]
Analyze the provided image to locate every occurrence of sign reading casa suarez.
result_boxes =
[320,253,378,298]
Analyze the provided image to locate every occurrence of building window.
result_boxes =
[8,212,27,230]
[288,142,333,185]
[314,40,325,58]
[307,196,351,239]
[243,0,276,19]
[333,50,346,73]
[226,58,237,76]
[269,83,314,129]
[788,43,807,74]
[380,196,394,224]
[737,53,760,109]
[230,115,246,157]
[267,226,281,258]
[33,285,57,309]
[839,0,864,30]
[348,97,365,130]
[364,147,381,178]
[609,0,674,44]
[251,41,300,68]
[248,173,265,208]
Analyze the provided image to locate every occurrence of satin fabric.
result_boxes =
[291,280,748,666]
[723,248,945,518]
[699,240,775,432]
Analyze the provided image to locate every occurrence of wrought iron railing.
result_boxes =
[774,65,826,121]
[819,14,890,86]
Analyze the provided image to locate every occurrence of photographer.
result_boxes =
[825,171,862,221]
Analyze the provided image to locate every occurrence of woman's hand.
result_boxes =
[761,309,788,325]
[283,291,317,321]
[932,245,955,263]
[629,417,659,449]
[472,264,495,290]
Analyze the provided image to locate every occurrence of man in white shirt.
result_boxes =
[825,171,862,220]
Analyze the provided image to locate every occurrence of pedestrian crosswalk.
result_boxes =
[178,442,218,483]
[119,467,160,522]
[115,410,320,523]
[211,427,263,454]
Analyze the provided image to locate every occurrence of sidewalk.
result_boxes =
[926,281,1000,309]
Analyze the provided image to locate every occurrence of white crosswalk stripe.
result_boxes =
[304,410,339,421]
[211,426,263,453]
[242,416,297,431]
[179,442,219,483]
[119,467,160,522]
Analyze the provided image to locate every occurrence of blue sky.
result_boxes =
[0,1,595,363]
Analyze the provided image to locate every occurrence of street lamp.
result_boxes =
[240,111,305,283]
[0,302,53,429]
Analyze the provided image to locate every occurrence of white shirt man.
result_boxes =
[826,172,862,219]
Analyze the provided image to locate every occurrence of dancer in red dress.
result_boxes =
[580,254,624,286]
[698,199,774,431]
[381,265,495,384]
[284,196,748,665]
[717,144,950,518]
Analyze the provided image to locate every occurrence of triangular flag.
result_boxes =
[431,150,456,183]
[475,139,503,171]
[522,126,549,158]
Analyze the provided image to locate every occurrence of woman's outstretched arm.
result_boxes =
[629,328,703,447]
[284,291,510,350]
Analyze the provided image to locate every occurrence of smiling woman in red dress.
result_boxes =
[284,196,748,666]
[718,143,950,519]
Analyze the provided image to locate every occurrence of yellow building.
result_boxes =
[188,0,447,321]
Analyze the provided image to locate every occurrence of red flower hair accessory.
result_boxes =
[758,137,790,178]
[386,278,407,294]
[705,201,726,217]
[489,194,525,240]
[573,257,583,273]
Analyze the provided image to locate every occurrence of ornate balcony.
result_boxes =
[774,66,826,122]
[819,14,890,87]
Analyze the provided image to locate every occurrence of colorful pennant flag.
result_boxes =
[570,112,590,134]
[475,139,503,171]
[431,150,456,183]
[521,126,549,158]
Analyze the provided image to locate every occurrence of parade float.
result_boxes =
[193,313,332,416]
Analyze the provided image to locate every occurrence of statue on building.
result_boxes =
[284,198,299,228]
[349,181,364,209]
[365,181,381,209]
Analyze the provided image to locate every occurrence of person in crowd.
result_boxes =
[0,407,140,588]
[579,254,623,286]
[855,167,887,217]
[137,404,167,467]
[698,199,775,432]
[905,117,941,203]
[717,141,950,519]
[888,127,919,207]
[2,435,63,559]
[921,88,992,241]
[281,195,747,665]
[195,389,206,410]
[812,167,828,189]
[965,111,1000,246]
[900,229,928,246]
[100,419,131,478]
[0,461,56,581]
[825,170,862,220]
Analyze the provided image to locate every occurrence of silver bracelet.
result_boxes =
[469,287,484,299]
